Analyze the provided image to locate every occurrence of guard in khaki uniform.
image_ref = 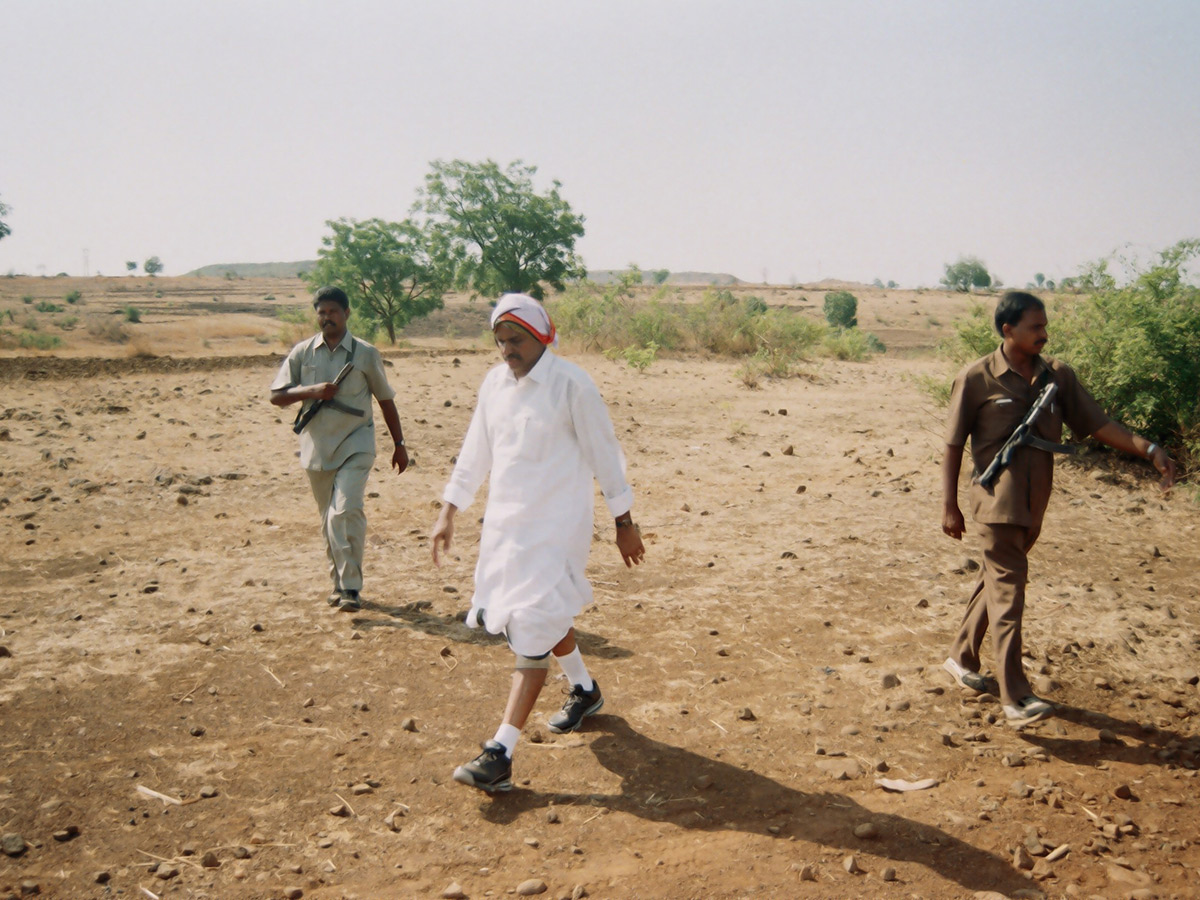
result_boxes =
[270,286,409,611]
[941,292,1176,725]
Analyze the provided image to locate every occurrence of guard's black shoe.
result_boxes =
[547,681,604,734]
[452,740,513,793]
[337,590,362,612]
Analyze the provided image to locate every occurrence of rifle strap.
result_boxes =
[1022,434,1075,455]
[293,336,363,426]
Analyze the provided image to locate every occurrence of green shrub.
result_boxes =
[823,291,858,329]
[823,327,884,361]
[18,331,62,350]
[36,301,65,313]
[22,294,33,304]
[64,290,81,304]
[1050,239,1200,463]
[57,316,78,330]
[122,305,142,323]
[621,341,659,372]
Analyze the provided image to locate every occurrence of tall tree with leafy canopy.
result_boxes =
[415,159,586,301]
[941,256,992,292]
[307,217,452,344]
[144,256,163,275]
[0,194,11,242]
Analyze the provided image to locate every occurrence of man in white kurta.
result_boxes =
[432,293,645,793]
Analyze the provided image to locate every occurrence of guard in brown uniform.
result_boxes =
[941,292,1176,725]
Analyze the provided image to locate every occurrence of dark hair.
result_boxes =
[313,286,350,310]
[994,291,1045,335]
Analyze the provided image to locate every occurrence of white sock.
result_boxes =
[493,723,521,758]
[555,647,594,691]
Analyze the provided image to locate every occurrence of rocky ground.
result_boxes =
[0,277,1197,900]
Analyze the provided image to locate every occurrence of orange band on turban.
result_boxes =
[494,311,556,346]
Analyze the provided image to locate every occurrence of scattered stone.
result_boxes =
[0,645,10,658]
[1113,784,1133,800]
[199,785,218,798]
[401,717,418,732]
[189,725,206,737]
[516,879,548,896]
[94,871,111,884]
[18,880,40,896]
[442,884,467,900]
[1013,844,1033,870]
[232,846,252,859]
[1010,780,1032,799]
[963,557,980,572]
[351,783,373,795]
[881,866,897,882]
[782,445,794,456]
[51,825,80,842]
[546,810,561,823]
[817,758,863,780]
[525,837,540,848]
[282,890,303,900]
[1045,843,1070,862]
[842,854,862,874]
[880,672,901,689]
[693,774,714,790]
[156,864,180,880]
[329,802,350,817]
[200,850,220,868]
[1,833,26,856]
[1023,834,1046,856]
[1098,729,1123,745]
[853,822,878,839]
[571,886,588,900]
[302,697,315,708]
[1030,858,1055,880]
[737,707,756,721]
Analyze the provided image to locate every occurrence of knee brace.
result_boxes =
[514,653,551,670]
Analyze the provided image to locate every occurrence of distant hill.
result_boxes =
[184,261,317,278]
[185,260,740,286]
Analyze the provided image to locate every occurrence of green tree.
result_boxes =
[306,217,452,344]
[823,291,858,329]
[144,256,163,275]
[0,194,10,242]
[126,261,138,273]
[415,159,586,300]
[941,256,992,292]
[651,269,670,285]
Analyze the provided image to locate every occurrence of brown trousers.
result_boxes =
[948,522,1039,706]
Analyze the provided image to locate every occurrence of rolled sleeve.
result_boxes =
[571,378,634,518]
[442,383,494,511]
[360,346,396,402]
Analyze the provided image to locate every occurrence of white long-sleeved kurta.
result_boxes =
[442,351,634,654]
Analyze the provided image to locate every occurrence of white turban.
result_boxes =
[490,293,558,348]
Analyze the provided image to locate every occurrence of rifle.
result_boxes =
[975,381,1076,488]
[292,362,354,435]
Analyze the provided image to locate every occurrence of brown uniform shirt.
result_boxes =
[946,346,1109,530]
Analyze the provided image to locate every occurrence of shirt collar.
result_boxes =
[316,330,353,353]
[989,344,1050,380]
[509,347,555,385]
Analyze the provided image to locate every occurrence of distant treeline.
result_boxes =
[185,261,741,286]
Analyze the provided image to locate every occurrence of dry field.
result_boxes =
[0,276,1197,900]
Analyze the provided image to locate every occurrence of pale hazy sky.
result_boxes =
[2,1,1197,287]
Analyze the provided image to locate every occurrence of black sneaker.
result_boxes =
[326,590,343,607]
[547,681,604,734]
[337,590,361,612]
[452,740,513,793]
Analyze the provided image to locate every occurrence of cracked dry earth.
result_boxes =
[1,299,1199,900]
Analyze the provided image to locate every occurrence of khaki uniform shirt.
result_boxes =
[946,346,1109,530]
[271,331,395,471]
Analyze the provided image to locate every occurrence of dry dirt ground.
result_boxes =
[0,277,1197,900]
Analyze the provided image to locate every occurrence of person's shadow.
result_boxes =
[351,599,632,658]
[1019,701,1198,772]
[480,715,1029,895]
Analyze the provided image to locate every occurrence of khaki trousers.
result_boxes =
[948,522,1040,706]
[306,452,372,593]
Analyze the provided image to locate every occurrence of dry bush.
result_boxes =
[86,315,129,343]
[125,336,156,358]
